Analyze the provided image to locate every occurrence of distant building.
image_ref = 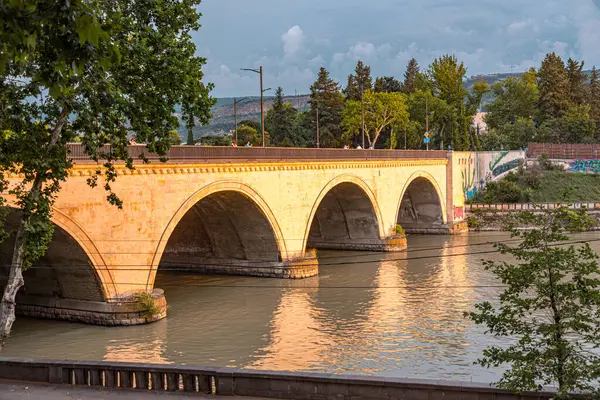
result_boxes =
[472,112,488,133]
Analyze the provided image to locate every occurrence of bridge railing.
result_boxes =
[67,144,448,164]
[0,357,557,399]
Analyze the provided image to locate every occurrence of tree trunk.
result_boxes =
[0,220,27,347]
[0,107,68,349]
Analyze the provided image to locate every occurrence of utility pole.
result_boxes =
[233,98,239,145]
[259,66,264,147]
[316,107,320,148]
[240,66,269,147]
[361,82,365,149]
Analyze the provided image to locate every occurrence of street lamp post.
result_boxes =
[241,66,267,147]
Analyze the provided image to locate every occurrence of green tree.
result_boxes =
[567,58,586,106]
[402,58,420,95]
[238,119,262,132]
[407,90,455,150]
[310,67,345,147]
[342,91,409,149]
[538,105,596,144]
[345,60,373,101]
[169,130,183,146]
[485,69,539,130]
[374,76,402,93]
[237,124,269,146]
[0,0,213,345]
[587,66,600,124]
[265,87,298,147]
[429,55,468,109]
[538,53,570,121]
[468,206,600,398]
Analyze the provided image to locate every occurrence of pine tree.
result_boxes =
[402,58,420,94]
[587,66,600,124]
[567,58,586,106]
[265,87,298,147]
[538,53,570,120]
[345,60,373,101]
[374,76,402,93]
[310,67,345,147]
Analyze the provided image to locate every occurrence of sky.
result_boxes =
[193,0,600,97]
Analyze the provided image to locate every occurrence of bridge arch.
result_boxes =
[149,181,287,285]
[304,175,385,253]
[396,171,447,233]
[0,207,112,302]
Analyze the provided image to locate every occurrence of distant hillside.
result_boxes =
[176,95,310,139]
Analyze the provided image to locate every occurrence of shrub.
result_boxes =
[395,224,406,236]
[133,292,162,319]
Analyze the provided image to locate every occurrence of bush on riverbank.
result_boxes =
[469,167,600,204]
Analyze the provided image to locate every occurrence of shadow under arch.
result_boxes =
[396,171,447,234]
[148,181,288,285]
[304,175,386,252]
[0,207,110,303]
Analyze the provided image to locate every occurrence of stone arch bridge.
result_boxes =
[1,146,471,326]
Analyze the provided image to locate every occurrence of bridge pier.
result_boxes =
[307,235,407,252]
[15,289,167,326]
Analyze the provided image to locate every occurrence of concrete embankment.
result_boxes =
[0,357,561,399]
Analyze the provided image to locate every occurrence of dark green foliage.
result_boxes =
[587,67,600,124]
[402,58,420,95]
[310,67,344,148]
[475,179,531,203]
[538,53,571,121]
[567,58,586,106]
[374,76,402,93]
[265,87,299,147]
[538,105,597,144]
[345,61,373,101]
[485,70,539,130]
[468,205,600,398]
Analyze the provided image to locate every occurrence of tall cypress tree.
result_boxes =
[567,58,586,106]
[403,58,420,95]
[310,67,345,147]
[345,60,373,101]
[538,53,570,120]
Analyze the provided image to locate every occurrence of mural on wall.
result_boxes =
[491,159,525,178]
[459,151,527,203]
[568,159,600,174]
[461,155,477,200]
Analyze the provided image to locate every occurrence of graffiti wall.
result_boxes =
[452,151,526,221]
[567,159,600,174]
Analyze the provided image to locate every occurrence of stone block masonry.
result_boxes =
[3,147,479,326]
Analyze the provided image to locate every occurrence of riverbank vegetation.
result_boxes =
[469,166,600,204]
[468,205,600,398]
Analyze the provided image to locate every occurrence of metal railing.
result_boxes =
[67,144,448,164]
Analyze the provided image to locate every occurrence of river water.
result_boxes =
[4,232,600,383]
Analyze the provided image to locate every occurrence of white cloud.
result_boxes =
[282,25,306,57]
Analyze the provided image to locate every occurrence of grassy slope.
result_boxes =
[529,171,600,202]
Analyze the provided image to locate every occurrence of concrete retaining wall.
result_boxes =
[0,357,559,399]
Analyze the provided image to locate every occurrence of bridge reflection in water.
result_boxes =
[8,232,597,382]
